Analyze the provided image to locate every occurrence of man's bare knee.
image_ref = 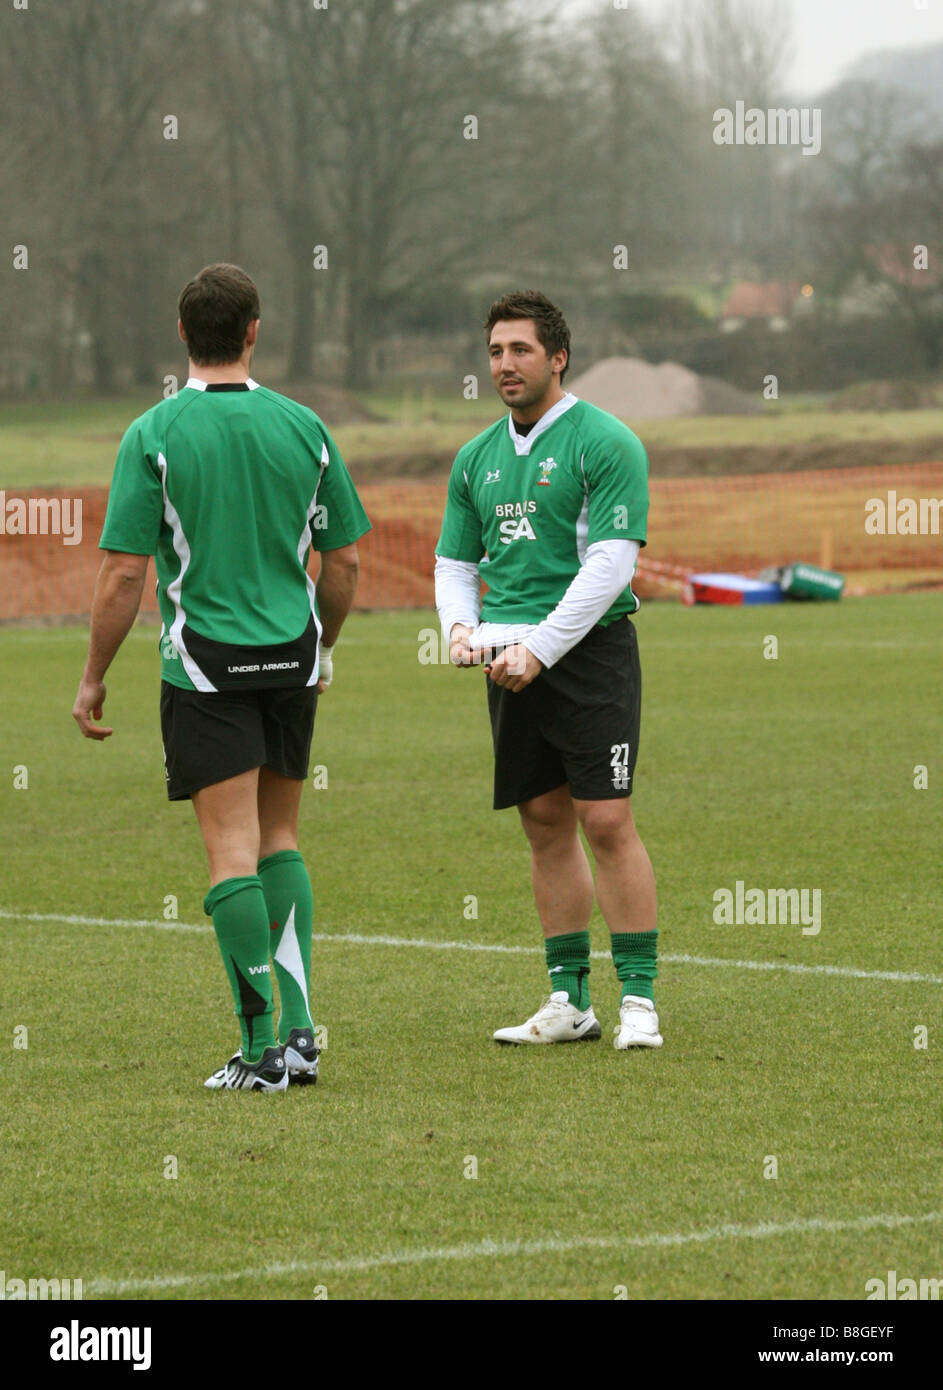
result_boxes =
[575,798,637,857]
[518,785,577,852]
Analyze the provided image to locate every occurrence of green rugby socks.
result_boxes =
[611,929,658,1003]
[545,931,591,1009]
[204,876,276,1063]
[258,849,315,1040]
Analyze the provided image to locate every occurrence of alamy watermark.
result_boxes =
[865,1269,941,1300]
[50,1321,151,1370]
[418,627,528,673]
[713,880,821,935]
[713,101,822,157]
[865,492,941,535]
[0,1269,83,1299]
[0,492,82,545]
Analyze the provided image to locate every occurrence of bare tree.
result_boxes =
[804,81,943,366]
[228,0,556,386]
[667,0,800,286]
[673,0,795,104]
[1,0,204,390]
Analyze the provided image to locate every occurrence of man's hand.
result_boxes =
[73,675,112,740]
[486,644,542,691]
[72,551,148,742]
[449,623,486,667]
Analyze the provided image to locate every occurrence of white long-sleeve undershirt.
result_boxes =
[433,554,482,641]
[434,538,640,669]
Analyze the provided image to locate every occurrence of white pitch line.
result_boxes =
[88,1209,943,1296]
[316,936,943,985]
[663,950,943,986]
[2,910,941,985]
[0,909,212,935]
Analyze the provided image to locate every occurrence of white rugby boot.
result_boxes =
[493,990,602,1045]
[613,995,663,1050]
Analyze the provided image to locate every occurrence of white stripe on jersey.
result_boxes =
[296,441,328,686]
[575,457,590,565]
[157,451,216,692]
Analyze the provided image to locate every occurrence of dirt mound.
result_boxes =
[569,356,760,420]
[697,373,764,415]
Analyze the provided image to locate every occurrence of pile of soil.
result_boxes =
[568,356,761,419]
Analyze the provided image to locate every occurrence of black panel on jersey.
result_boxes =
[181,611,318,691]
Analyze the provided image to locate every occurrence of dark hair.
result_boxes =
[178,263,260,365]
[484,290,571,384]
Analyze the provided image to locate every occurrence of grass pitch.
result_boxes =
[0,598,941,1300]
[3,388,943,487]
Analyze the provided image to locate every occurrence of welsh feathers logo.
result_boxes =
[536,457,557,486]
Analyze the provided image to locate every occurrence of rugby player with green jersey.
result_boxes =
[73,264,370,1091]
[435,291,662,1050]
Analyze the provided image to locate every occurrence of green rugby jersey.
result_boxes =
[435,394,648,624]
[99,378,371,692]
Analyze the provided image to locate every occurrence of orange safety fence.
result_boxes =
[1,461,941,623]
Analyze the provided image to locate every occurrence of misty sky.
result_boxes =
[750,0,943,93]
[575,0,943,94]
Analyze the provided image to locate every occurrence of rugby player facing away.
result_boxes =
[73,263,370,1090]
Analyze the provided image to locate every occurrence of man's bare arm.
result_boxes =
[315,543,360,691]
[73,551,149,740]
